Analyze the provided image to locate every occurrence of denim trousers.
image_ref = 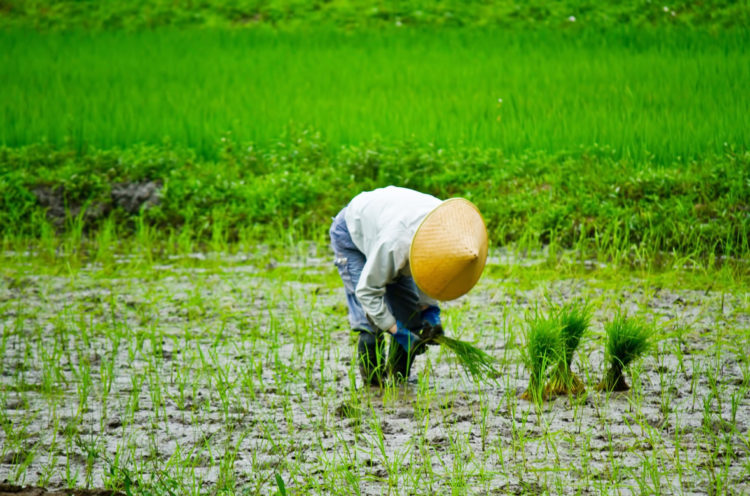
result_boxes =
[329,208,424,334]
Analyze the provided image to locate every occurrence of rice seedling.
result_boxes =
[545,302,590,396]
[430,335,502,384]
[520,315,562,403]
[597,314,653,392]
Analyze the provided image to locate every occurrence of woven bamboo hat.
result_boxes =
[410,198,488,301]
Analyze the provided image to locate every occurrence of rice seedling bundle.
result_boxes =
[520,316,562,403]
[546,303,590,396]
[431,335,502,384]
[597,314,653,392]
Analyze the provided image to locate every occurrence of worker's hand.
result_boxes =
[421,305,441,327]
[420,306,443,345]
[392,321,427,355]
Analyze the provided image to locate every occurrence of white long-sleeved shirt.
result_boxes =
[344,186,440,331]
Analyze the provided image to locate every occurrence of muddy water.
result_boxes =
[0,253,748,494]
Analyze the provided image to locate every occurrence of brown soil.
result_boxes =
[32,180,160,229]
[0,484,123,496]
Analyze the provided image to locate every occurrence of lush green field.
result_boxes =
[1,8,749,262]
[2,28,748,161]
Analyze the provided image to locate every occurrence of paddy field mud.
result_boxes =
[1,250,748,494]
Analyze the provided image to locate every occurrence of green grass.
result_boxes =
[2,0,748,30]
[2,140,748,262]
[1,28,748,161]
[1,27,748,261]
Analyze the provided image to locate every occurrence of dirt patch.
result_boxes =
[32,186,109,227]
[110,181,161,214]
[33,181,161,227]
[0,484,123,496]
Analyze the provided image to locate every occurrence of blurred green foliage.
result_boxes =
[3,28,748,161]
[1,135,748,259]
[2,2,748,258]
[1,0,748,30]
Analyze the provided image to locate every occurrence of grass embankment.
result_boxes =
[1,28,748,261]
[2,0,747,30]
[2,143,748,263]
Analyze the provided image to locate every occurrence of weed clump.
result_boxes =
[520,316,562,403]
[597,314,652,392]
[546,303,590,396]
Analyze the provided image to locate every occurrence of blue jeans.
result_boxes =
[329,208,425,334]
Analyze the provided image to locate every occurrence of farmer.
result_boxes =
[329,186,488,386]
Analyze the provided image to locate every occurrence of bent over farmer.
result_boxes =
[329,186,488,386]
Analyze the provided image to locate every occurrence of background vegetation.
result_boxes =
[2,141,748,261]
[0,1,748,263]
[2,0,748,30]
[3,29,748,159]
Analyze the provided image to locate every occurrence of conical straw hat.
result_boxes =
[410,198,488,301]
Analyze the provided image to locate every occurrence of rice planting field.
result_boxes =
[2,28,749,160]
[1,250,749,494]
[1,1,750,494]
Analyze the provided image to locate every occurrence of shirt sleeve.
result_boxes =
[355,239,409,331]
